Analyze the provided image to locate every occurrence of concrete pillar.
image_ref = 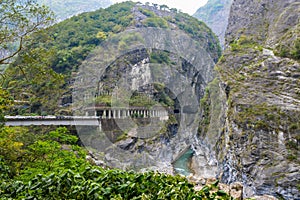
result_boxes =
[134,110,137,117]
[118,110,121,118]
[113,110,116,118]
[108,110,111,119]
[95,111,97,116]
[103,110,106,119]
[85,111,89,116]
[99,120,102,132]
[142,110,145,118]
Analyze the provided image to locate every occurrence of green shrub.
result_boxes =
[1,166,232,199]
[49,127,78,144]
[143,17,169,28]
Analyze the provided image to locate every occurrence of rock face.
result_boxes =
[197,0,300,199]
[193,0,233,48]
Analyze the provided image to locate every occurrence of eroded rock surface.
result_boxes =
[197,0,300,199]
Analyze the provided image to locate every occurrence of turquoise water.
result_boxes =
[173,148,194,176]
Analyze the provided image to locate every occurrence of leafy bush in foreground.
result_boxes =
[1,165,232,200]
[0,127,232,199]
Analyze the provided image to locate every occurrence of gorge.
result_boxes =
[1,0,299,199]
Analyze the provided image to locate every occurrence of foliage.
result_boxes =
[0,124,232,199]
[48,127,78,144]
[0,156,11,180]
[275,39,300,60]
[29,1,135,75]
[3,42,65,114]
[143,17,169,28]
[0,126,87,179]
[0,87,13,125]
[291,39,300,60]
[95,95,112,106]
[150,50,171,64]
[229,35,263,52]
[138,8,155,17]
[0,162,232,199]
[129,93,156,108]
[0,0,54,66]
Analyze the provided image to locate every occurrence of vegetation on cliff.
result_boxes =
[207,0,300,198]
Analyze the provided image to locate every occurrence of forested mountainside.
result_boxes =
[37,0,112,21]
[193,0,233,48]
[5,1,220,115]
[197,0,300,199]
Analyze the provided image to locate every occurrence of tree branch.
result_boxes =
[0,37,23,65]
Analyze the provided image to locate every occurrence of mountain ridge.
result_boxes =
[193,0,233,48]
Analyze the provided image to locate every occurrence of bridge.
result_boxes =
[4,116,101,126]
[4,107,169,127]
[85,106,168,119]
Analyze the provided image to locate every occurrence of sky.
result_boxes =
[111,0,209,15]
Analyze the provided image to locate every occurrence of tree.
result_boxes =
[0,0,53,66]
[152,3,158,9]
[170,8,178,13]
[159,4,169,11]
[96,31,107,41]
[0,87,13,125]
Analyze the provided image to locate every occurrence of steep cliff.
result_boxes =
[193,0,233,48]
[198,0,300,199]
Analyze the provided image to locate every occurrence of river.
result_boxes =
[173,148,194,176]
